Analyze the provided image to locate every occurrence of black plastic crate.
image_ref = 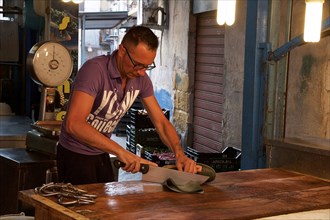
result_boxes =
[185,146,241,172]
[129,108,154,129]
[126,141,136,154]
[127,126,166,148]
[143,150,176,167]
[129,108,170,129]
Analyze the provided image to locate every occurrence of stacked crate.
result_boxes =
[185,146,241,172]
[114,98,144,136]
[126,108,172,166]
[126,108,175,166]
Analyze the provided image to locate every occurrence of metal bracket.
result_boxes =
[268,17,330,62]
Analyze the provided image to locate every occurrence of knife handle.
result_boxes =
[113,159,149,174]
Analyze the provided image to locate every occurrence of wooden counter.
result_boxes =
[19,168,330,220]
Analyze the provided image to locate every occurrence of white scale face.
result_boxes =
[27,41,73,87]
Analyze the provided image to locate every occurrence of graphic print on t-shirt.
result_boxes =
[87,89,139,134]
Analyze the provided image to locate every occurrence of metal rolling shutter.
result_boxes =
[193,11,225,153]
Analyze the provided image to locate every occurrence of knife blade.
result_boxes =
[113,160,209,185]
[142,165,209,185]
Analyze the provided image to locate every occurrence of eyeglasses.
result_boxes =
[124,46,156,71]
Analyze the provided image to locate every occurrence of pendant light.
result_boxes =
[217,0,236,26]
[72,0,84,3]
[304,0,324,42]
[62,0,84,4]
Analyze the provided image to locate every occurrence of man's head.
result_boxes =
[121,26,159,50]
[117,26,159,79]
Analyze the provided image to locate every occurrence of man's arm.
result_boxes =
[141,95,198,173]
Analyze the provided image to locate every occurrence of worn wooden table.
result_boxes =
[19,168,330,220]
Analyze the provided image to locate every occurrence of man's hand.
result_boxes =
[118,151,158,174]
[175,152,202,173]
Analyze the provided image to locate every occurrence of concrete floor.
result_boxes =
[111,134,127,149]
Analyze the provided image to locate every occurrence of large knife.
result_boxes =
[113,160,209,185]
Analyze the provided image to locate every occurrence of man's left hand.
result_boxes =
[175,152,202,173]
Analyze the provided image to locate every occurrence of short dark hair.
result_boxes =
[121,26,159,50]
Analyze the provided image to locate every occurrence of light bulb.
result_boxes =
[217,0,236,26]
[303,0,324,42]
[217,0,226,25]
[72,0,84,4]
[62,0,71,2]
[225,0,236,26]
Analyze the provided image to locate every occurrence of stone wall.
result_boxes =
[286,0,330,139]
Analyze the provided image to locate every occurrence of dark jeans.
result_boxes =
[56,143,114,185]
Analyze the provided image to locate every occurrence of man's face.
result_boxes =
[120,43,157,79]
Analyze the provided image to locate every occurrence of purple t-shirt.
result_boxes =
[59,50,154,155]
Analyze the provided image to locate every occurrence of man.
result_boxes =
[57,26,199,185]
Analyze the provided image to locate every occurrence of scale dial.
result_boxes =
[27,41,73,87]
